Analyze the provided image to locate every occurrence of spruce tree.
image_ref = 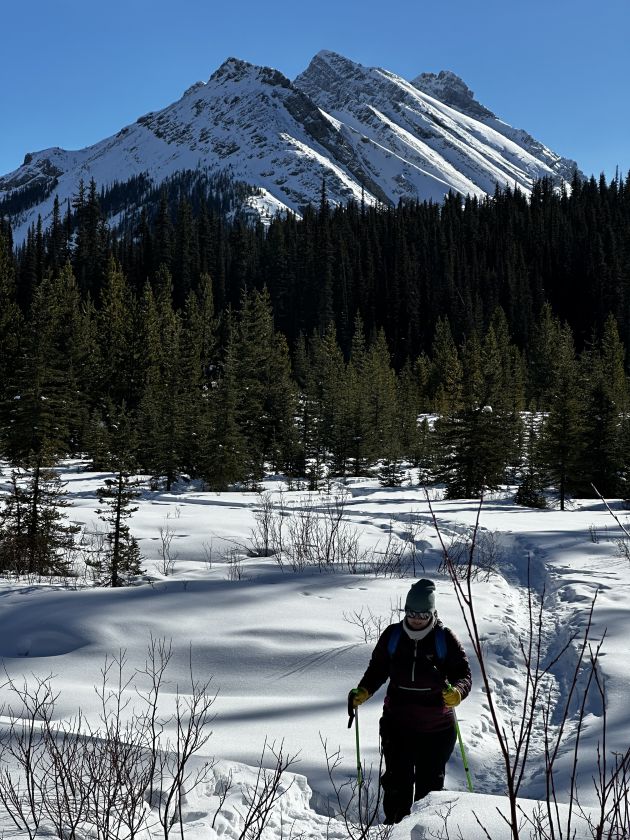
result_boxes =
[347,315,372,475]
[178,273,218,477]
[430,317,463,414]
[576,315,629,497]
[1,266,86,463]
[434,405,519,499]
[136,271,184,489]
[95,470,143,586]
[232,288,297,481]
[0,461,79,577]
[515,412,547,508]
[0,228,22,409]
[201,313,246,490]
[538,322,584,509]
[363,330,400,478]
[95,258,136,409]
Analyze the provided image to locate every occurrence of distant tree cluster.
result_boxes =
[1,170,630,576]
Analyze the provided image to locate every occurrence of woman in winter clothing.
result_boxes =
[348,579,471,825]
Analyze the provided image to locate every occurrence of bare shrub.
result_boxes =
[0,638,216,840]
[250,490,278,557]
[343,608,388,644]
[438,527,503,582]
[321,735,392,839]
[226,548,245,580]
[201,539,214,570]
[426,490,630,840]
[232,739,300,840]
[158,517,178,576]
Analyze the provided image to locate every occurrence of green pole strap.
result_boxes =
[354,706,363,788]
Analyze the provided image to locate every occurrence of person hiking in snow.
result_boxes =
[348,578,471,825]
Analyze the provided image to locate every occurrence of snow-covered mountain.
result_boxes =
[1,50,579,242]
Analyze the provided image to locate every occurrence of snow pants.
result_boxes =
[379,714,457,824]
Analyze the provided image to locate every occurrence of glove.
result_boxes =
[348,686,370,709]
[442,686,462,707]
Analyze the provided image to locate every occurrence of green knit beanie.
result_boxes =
[405,578,436,612]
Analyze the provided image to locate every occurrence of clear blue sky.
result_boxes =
[1,0,628,180]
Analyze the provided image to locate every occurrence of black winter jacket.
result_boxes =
[358,619,472,732]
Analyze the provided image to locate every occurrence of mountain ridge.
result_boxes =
[0,50,579,242]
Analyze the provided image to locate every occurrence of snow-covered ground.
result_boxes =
[0,463,628,839]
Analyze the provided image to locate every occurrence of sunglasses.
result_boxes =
[405,610,433,620]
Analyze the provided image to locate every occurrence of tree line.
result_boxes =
[1,171,630,578]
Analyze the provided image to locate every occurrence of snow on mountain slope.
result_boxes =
[412,69,578,182]
[1,51,579,243]
[295,51,578,201]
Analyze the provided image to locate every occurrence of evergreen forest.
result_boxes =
[2,169,630,534]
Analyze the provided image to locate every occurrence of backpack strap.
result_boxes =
[387,623,403,657]
[434,625,447,661]
[387,622,448,661]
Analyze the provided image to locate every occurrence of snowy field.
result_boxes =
[0,462,628,840]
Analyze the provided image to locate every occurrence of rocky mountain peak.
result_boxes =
[295,50,372,100]
[411,70,495,119]
[209,56,291,89]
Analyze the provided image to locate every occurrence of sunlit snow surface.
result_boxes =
[0,463,626,839]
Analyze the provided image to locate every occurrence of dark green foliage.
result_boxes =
[434,406,520,499]
[135,272,186,490]
[201,314,247,490]
[95,469,143,587]
[0,227,22,404]
[515,413,547,508]
[90,407,143,587]
[538,320,584,510]
[0,463,79,577]
[2,172,630,500]
[1,265,87,463]
[574,316,630,497]
[228,288,297,481]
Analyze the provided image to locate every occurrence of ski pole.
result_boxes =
[447,682,473,792]
[354,706,363,788]
[347,692,363,789]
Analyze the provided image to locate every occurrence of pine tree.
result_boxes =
[538,322,584,509]
[396,359,422,464]
[311,323,351,477]
[88,406,143,587]
[95,258,136,409]
[231,288,297,482]
[94,470,143,587]
[201,313,247,489]
[178,273,218,477]
[515,412,547,508]
[433,406,518,499]
[0,461,79,577]
[136,271,184,489]
[430,317,463,414]
[0,228,22,408]
[363,329,400,477]
[347,315,372,475]
[576,315,629,497]
[1,266,86,463]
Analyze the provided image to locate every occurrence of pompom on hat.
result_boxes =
[405,578,436,613]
